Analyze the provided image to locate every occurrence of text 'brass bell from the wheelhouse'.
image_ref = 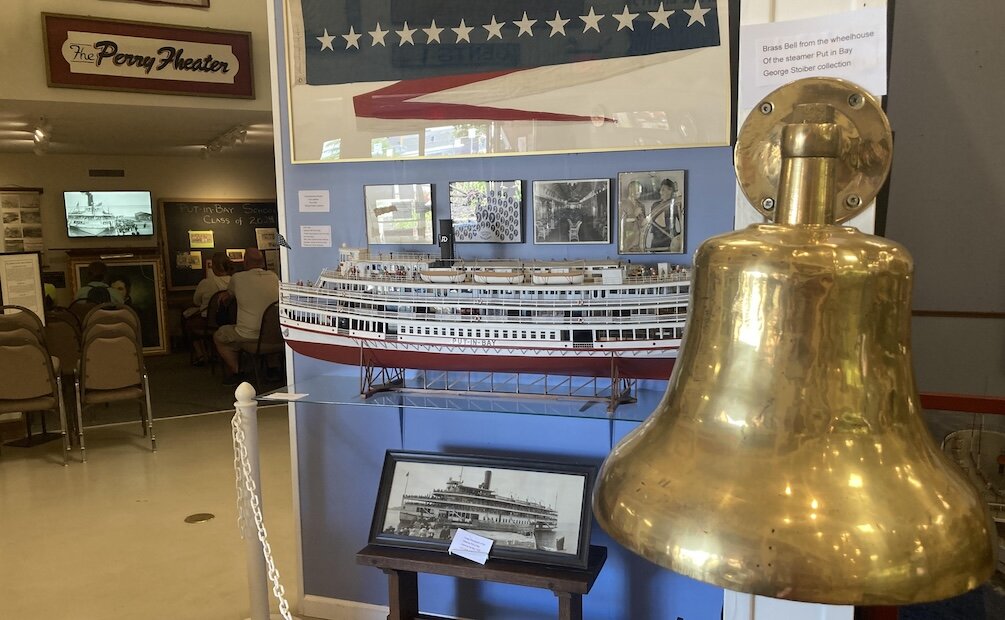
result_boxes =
[593,77,994,605]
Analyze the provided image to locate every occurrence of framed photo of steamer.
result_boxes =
[369,451,596,569]
[364,184,434,245]
[532,179,611,244]
[448,180,523,243]
[617,170,686,254]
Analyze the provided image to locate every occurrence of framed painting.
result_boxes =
[617,170,686,254]
[532,179,610,244]
[364,184,434,245]
[369,451,596,569]
[69,257,169,355]
[283,0,734,162]
[448,180,523,243]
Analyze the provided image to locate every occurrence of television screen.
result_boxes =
[64,191,154,238]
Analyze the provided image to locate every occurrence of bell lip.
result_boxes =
[593,507,995,606]
[592,463,998,607]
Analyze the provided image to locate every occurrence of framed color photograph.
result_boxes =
[69,257,169,355]
[533,179,610,244]
[617,170,686,254]
[364,184,434,245]
[448,181,523,243]
[369,451,596,569]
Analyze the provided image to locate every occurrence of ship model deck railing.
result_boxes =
[318,267,689,287]
[281,284,689,312]
[280,298,686,327]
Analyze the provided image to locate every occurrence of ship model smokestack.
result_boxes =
[438,219,455,262]
[480,471,492,490]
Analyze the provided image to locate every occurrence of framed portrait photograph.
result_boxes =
[69,257,169,355]
[532,179,610,244]
[369,451,596,569]
[364,184,434,245]
[448,181,523,243]
[617,171,686,254]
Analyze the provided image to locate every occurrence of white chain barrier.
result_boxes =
[232,400,293,620]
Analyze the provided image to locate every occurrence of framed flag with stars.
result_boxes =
[283,0,734,163]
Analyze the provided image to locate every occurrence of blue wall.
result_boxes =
[272,2,736,617]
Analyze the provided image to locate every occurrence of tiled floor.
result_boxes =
[0,405,311,620]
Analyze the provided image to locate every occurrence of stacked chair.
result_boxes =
[45,307,83,442]
[0,305,72,464]
[76,304,156,462]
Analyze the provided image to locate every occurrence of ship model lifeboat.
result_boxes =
[473,270,525,285]
[418,268,467,284]
[531,269,586,285]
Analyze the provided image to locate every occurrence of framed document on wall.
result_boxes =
[0,252,46,324]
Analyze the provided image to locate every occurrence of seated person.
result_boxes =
[213,248,280,384]
[74,261,124,305]
[191,252,235,317]
[185,253,234,365]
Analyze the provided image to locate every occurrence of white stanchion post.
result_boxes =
[235,383,272,620]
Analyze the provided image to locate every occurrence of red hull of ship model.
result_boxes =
[286,340,675,381]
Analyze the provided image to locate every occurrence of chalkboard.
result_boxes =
[158,199,279,290]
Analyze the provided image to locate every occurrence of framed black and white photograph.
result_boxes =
[617,171,686,254]
[369,451,596,568]
[532,179,610,244]
[364,184,434,245]
[448,181,523,243]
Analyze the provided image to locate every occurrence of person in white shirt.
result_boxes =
[192,252,234,316]
[213,248,280,384]
[184,252,233,365]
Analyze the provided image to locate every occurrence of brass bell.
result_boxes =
[593,78,995,605]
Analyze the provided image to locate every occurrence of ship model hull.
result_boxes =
[284,332,677,380]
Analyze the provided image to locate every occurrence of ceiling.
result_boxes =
[0,99,274,158]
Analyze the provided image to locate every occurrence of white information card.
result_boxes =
[300,225,332,248]
[298,189,330,213]
[448,528,494,565]
[740,7,888,108]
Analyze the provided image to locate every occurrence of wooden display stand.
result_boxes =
[357,544,608,620]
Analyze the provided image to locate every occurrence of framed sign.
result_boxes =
[0,252,46,324]
[533,179,610,244]
[617,170,686,254]
[68,257,169,355]
[100,0,210,6]
[364,184,434,245]
[43,13,253,98]
[369,451,596,569]
[283,0,733,162]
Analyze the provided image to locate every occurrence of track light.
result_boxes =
[32,117,51,156]
[202,124,248,156]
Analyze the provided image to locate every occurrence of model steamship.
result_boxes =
[394,471,561,550]
[279,243,690,380]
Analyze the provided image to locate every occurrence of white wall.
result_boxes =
[0,151,275,303]
[2,0,271,111]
